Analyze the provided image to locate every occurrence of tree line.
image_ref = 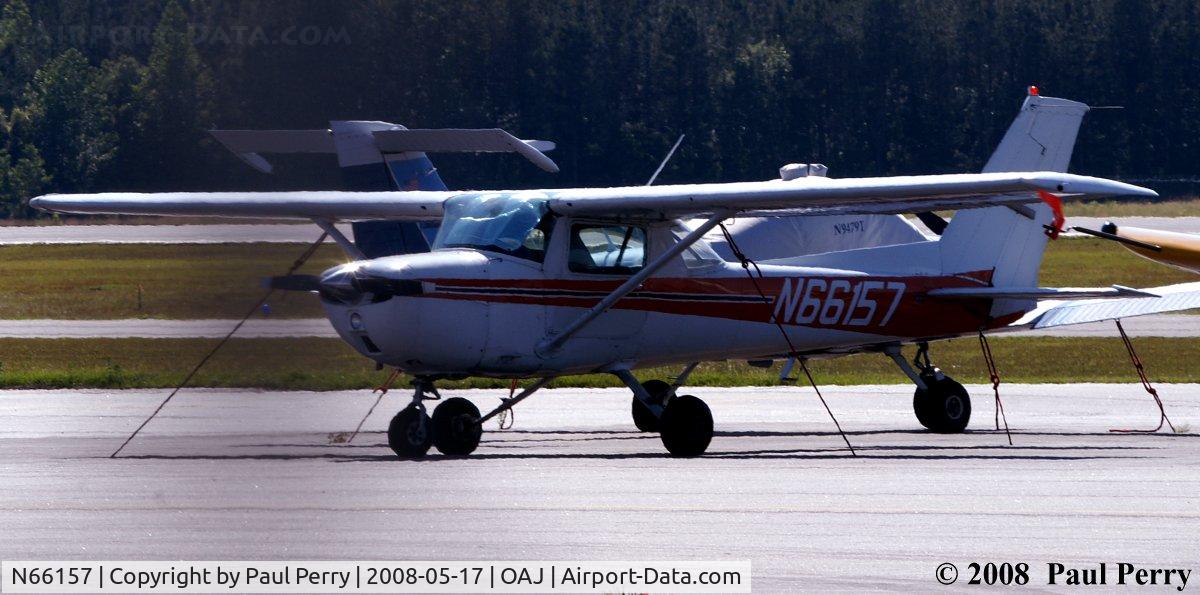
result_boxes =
[1,0,1197,218]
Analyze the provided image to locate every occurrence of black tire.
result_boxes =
[431,397,483,456]
[632,379,671,432]
[912,375,971,433]
[388,405,432,458]
[659,394,713,457]
[912,378,937,430]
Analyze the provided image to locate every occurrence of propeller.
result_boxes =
[264,267,423,304]
[263,274,321,291]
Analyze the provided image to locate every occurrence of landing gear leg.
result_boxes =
[614,368,712,456]
[887,343,971,433]
[388,379,439,458]
[628,363,698,432]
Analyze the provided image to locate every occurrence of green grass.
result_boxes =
[0,336,1195,390]
[921,197,1200,219]
[0,243,346,319]
[0,237,1194,320]
[1042,236,1196,288]
[1064,197,1200,218]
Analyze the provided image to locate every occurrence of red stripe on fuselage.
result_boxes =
[422,271,1019,338]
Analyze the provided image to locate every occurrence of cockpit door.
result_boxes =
[545,220,649,343]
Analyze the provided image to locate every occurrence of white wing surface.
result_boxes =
[30,191,448,221]
[30,171,1154,221]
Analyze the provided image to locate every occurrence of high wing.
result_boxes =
[31,190,448,221]
[29,171,1153,221]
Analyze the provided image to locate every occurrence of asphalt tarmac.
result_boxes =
[1,385,1196,590]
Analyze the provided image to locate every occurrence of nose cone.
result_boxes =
[320,251,493,375]
[317,261,423,305]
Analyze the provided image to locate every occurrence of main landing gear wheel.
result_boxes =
[659,395,713,457]
[431,397,483,456]
[388,405,432,458]
[632,379,671,432]
[913,375,971,433]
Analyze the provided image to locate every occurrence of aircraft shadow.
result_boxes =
[105,449,1138,463]
[101,428,1179,463]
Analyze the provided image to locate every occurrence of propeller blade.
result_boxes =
[264,274,322,291]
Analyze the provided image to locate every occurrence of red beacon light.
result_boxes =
[1028,85,1040,96]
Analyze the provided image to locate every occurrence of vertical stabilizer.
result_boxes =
[939,90,1090,317]
[329,121,443,257]
[982,92,1090,173]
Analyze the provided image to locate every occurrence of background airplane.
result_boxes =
[1075,222,1200,275]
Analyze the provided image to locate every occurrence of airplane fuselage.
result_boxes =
[321,244,1015,378]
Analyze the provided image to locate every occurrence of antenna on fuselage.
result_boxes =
[646,134,685,186]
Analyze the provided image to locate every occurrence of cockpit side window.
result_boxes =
[568,224,646,274]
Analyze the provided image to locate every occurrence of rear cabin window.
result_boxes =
[568,224,646,274]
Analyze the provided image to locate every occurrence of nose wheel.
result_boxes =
[382,377,555,459]
[387,405,432,458]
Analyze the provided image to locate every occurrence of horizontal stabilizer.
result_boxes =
[927,285,1158,300]
[209,126,557,174]
[372,129,558,172]
[210,129,335,174]
[1012,281,1200,329]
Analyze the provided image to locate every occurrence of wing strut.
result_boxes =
[313,219,365,260]
[535,209,734,357]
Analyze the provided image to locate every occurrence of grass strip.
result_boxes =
[0,239,1195,320]
[0,336,1196,390]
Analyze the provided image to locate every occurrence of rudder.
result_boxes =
[939,91,1090,316]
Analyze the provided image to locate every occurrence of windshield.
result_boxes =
[432,194,553,262]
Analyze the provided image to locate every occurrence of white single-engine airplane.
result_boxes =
[31,89,1200,458]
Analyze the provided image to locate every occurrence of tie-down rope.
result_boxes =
[110,232,330,458]
[717,223,856,456]
[977,331,1013,445]
[1110,319,1176,433]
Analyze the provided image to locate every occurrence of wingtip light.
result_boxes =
[1028,85,1040,96]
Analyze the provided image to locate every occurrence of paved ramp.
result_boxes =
[0,385,1196,590]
